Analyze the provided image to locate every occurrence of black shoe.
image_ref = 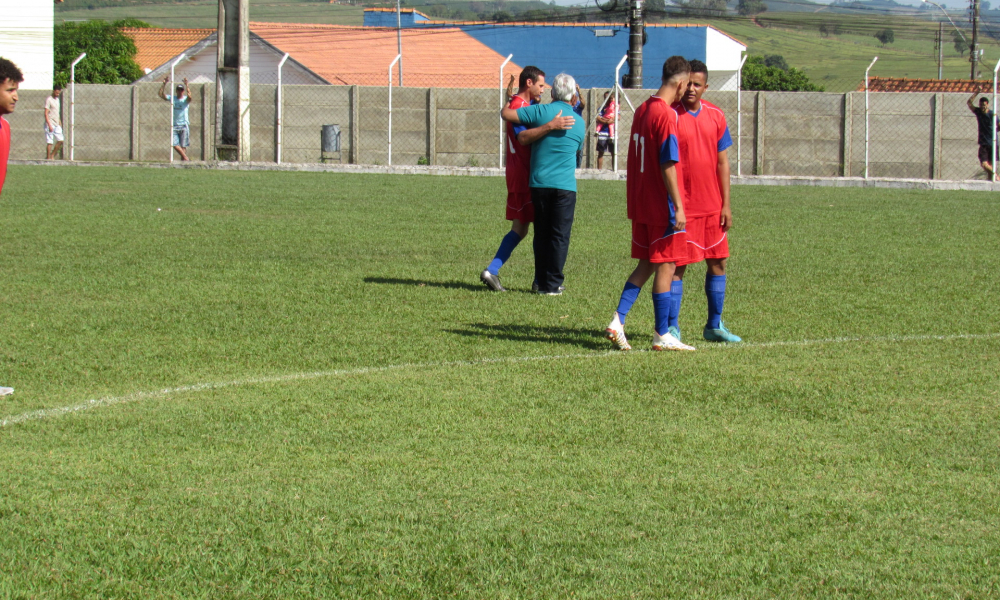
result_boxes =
[480,269,506,292]
[531,281,565,293]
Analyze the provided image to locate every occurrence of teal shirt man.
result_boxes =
[515,101,585,191]
[167,94,191,127]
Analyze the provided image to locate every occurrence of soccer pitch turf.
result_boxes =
[1,166,998,598]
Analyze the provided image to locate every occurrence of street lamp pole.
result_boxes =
[924,0,971,78]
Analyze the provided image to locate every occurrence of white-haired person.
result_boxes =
[501,73,585,295]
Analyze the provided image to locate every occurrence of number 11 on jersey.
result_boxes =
[632,134,645,173]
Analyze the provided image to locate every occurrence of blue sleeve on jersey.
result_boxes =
[512,124,527,136]
[659,134,679,164]
[718,126,733,152]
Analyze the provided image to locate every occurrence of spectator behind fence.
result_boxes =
[44,86,63,160]
[595,91,617,170]
[967,93,1000,177]
[573,83,585,168]
[0,56,24,396]
[160,77,193,161]
[502,73,585,295]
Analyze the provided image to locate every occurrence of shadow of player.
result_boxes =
[445,322,607,350]
[363,276,483,292]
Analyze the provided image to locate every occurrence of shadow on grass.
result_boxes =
[445,322,608,350]
[363,276,483,292]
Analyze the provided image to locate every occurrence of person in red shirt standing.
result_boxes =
[480,66,574,292]
[0,57,23,396]
[594,91,617,170]
[604,56,695,352]
[670,59,740,343]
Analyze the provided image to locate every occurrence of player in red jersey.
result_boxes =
[604,56,695,352]
[0,57,23,396]
[670,59,741,343]
[480,66,575,292]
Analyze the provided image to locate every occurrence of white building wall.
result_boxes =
[705,28,746,92]
[151,41,320,85]
[0,0,54,90]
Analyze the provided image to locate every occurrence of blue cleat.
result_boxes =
[703,322,742,343]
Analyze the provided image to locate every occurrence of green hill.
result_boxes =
[55,0,992,91]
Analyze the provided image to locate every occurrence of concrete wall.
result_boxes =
[4,90,55,160]
[5,84,990,182]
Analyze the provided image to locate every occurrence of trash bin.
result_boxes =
[321,124,341,163]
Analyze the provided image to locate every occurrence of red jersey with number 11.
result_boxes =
[626,96,682,227]
[505,94,532,194]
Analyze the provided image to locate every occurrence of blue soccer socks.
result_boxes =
[705,274,727,329]
[615,282,642,325]
[487,230,524,276]
[668,279,683,329]
[652,291,672,337]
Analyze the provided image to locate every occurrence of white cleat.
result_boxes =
[0,386,13,396]
[652,331,696,352]
[605,312,631,351]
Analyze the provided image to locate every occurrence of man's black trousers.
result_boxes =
[530,187,576,294]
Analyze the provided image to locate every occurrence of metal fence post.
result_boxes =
[276,52,288,164]
[388,53,401,166]
[993,57,1000,182]
[499,54,513,168]
[613,54,627,173]
[69,53,86,161]
[736,54,747,177]
[864,56,878,179]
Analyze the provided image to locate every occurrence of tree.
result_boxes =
[764,54,788,71]
[874,28,894,46]
[741,55,823,91]
[954,31,970,55]
[674,0,727,16]
[737,0,767,16]
[54,19,150,87]
[646,0,667,13]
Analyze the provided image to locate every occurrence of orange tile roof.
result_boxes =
[123,28,213,72]
[861,77,994,93]
[249,22,523,87]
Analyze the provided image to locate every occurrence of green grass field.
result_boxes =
[1,166,998,598]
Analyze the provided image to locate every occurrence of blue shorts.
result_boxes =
[172,126,190,148]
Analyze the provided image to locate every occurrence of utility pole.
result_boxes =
[938,21,944,79]
[627,0,643,88]
[215,0,250,161]
[971,0,980,79]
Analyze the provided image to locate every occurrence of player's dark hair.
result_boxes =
[980,97,989,105]
[53,84,63,91]
[519,66,545,89]
[661,56,691,83]
[0,57,24,85]
[689,59,708,79]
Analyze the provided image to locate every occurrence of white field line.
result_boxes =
[2,332,998,429]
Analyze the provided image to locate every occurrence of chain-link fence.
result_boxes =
[5,66,999,182]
